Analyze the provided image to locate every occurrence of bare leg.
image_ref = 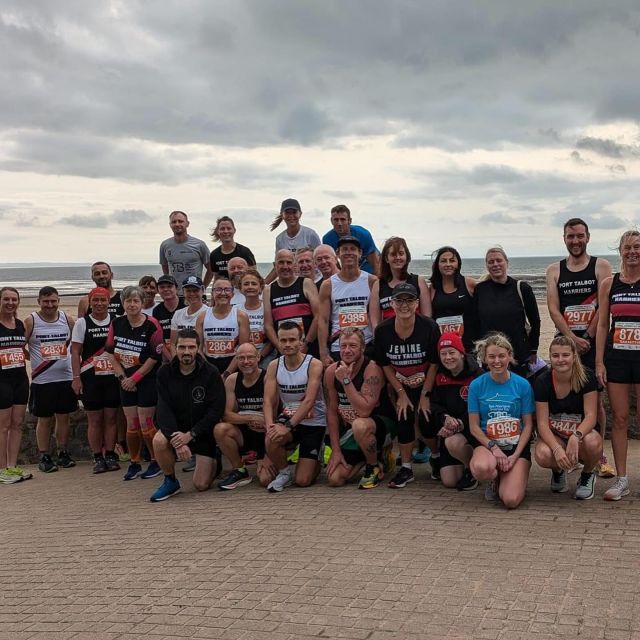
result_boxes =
[6,405,26,468]
[0,407,11,468]
[36,416,53,453]
[214,422,244,469]
[498,459,531,509]
[607,383,630,476]
[53,413,71,449]
[193,455,216,491]
[152,432,176,476]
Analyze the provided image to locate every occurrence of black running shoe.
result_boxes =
[388,466,415,488]
[218,468,252,490]
[56,450,76,468]
[93,457,108,474]
[38,454,58,474]
[456,467,479,491]
[104,452,121,472]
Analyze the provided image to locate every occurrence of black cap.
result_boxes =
[391,283,418,299]
[157,274,177,286]
[280,198,301,213]
[182,275,204,289]
[336,235,361,250]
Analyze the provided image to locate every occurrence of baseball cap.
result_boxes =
[391,283,418,300]
[336,235,362,250]
[280,198,301,213]
[157,274,177,286]
[437,332,465,355]
[182,275,204,289]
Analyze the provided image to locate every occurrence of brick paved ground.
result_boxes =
[2,442,640,640]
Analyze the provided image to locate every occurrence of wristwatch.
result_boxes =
[572,430,584,441]
[189,430,197,440]
[342,377,351,386]
[423,390,432,398]
[581,331,591,340]
[116,374,125,381]
[487,440,498,449]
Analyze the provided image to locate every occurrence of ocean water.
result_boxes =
[0,256,619,301]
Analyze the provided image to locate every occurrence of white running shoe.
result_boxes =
[267,466,294,493]
[603,476,630,501]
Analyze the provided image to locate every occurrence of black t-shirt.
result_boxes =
[373,315,440,389]
[534,368,598,438]
[210,243,256,278]
[152,300,186,341]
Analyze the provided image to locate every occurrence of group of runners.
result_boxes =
[1,198,638,507]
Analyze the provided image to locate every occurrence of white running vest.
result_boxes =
[29,311,73,384]
[202,306,239,360]
[276,354,325,427]
[329,272,373,353]
[240,302,266,353]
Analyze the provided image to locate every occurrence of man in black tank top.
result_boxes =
[78,261,125,318]
[214,343,276,490]
[324,328,391,489]
[546,217,614,477]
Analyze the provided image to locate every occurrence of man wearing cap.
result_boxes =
[265,199,321,284]
[322,204,380,275]
[159,210,213,295]
[374,282,440,488]
[152,275,185,361]
[263,249,321,356]
[318,236,376,366]
[431,332,482,491]
[313,245,339,289]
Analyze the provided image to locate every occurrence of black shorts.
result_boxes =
[80,373,121,411]
[190,434,218,459]
[604,354,640,385]
[239,424,266,459]
[0,373,29,410]
[204,356,228,375]
[290,424,325,461]
[395,386,437,444]
[580,339,596,371]
[474,442,532,462]
[340,415,389,467]
[439,428,479,468]
[120,374,157,408]
[29,381,78,418]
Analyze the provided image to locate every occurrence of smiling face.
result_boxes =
[295,250,315,278]
[386,246,407,271]
[236,342,260,375]
[88,293,109,317]
[620,233,640,270]
[439,346,464,373]
[141,280,157,304]
[274,250,295,279]
[183,286,203,306]
[240,273,262,299]
[549,343,574,374]
[0,289,19,316]
[282,208,301,229]
[564,224,589,258]
[338,332,364,365]
[485,344,511,374]
[438,251,459,278]
[392,295,418,319]
[486,251,508,281]
[158,282,177,301]
[212,278,233,306]
[169,211,189,236]
[314,246,338,277]
[337,242,362,269]
[216,219,235,243]
[228,257,248,286]
[91,263,113,289]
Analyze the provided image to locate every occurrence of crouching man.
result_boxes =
[150,328,226,501]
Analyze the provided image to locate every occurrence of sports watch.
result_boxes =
[487,440,498,449]
[342,377,351,386]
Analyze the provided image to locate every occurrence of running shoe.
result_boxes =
[104,453,121,472]
[603,476,630,501]
[411,445,431,464]
[242,450,258,465]
[358,464,383,490]
[123,462,142,481]
[429,455,441,480]
[575,471,596,500]
[267,466,294,493]
[456,468,479,491]
[150,476,181,502]
[218,467,252,491]
[484,479,498,502]
[7,466,32,480]
[93,457,108,474]
[38,454,58,474]
[182,455,196,472]
[0,468,22,484]
[551,470,568,493]
[322,444,332,466]
[388,466,414,489]
[140,461,162,479]
[56,450,76,468]
[596,455,616,478]
[115,443,130,463]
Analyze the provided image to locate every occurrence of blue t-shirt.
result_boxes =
[322,225,379,274]
[467,372,535,448]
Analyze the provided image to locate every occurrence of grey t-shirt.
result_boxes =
[159,235,210,292]
[275,225,321,255]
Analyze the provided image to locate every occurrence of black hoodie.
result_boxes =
[155,354,225,440]
[430,354,482,430]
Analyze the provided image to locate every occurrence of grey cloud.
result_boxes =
[575,137,640,158]
[111,209,155,225]
[607,164,627,174]
[570,150,591,165]
[588,214,628,228]
[58,214,109,228]
[59,209,154,228]
[323,190,356,200]
[478,212,536,225]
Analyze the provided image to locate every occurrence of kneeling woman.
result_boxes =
[534,336,601,500]
[431,332,482,491]
[469,333,535,509]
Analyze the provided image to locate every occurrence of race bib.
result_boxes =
[0,348,25,369]
[282,402,314,420]
[436,315,464,336]
[549,413,581,437]
[40,342,68,361]
[395,371,425,388]
[564,304,595,332]
[613,322,640,350]
[114,348,140,368]
[206,339,236,357]
[94,354,115,376]
[486,417,521,447]
[250,331,265,347]
[338,305,368,330]
[338,405,358,425]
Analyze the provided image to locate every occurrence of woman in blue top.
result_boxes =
[468,332,535,509]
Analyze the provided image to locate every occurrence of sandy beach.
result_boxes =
[18,296,558,358]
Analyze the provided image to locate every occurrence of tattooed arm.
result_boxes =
[335,358,384,418]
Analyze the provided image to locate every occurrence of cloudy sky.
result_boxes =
[1,1,639,264]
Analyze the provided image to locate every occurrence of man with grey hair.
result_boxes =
[313,244,340,289]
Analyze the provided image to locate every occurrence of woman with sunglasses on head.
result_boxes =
[468,333,535,509]
[370,237,431,331]
[535,336,600,500]
[430,246,477,351]
[196,276,250,379]
[595,229,640,500]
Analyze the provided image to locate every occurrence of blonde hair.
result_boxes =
[474,332,514,364]
[549,335,588,393]
[479,246,509,282]
[619,230,640,278]
[339,327,365,348]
